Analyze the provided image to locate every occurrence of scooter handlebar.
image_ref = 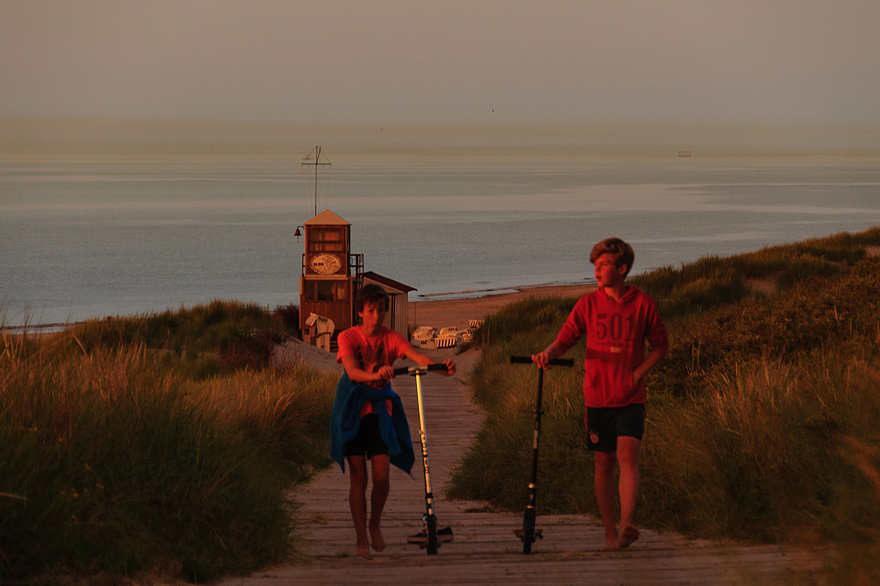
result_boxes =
[392,363,450,376]
[510,355,574,367]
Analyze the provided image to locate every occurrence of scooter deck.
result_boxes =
[513,528,543,540]
[407,526,454,547]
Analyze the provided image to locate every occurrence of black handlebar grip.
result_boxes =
[510,355,574,367]
[392,363,450,376]
[424,363,449,372]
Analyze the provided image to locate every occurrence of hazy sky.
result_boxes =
[2,1,879,127]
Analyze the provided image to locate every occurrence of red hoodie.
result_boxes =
[554,286,668,408]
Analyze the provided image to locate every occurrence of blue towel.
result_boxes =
[330,373,415,474]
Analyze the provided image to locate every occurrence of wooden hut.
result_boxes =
[362,271,416,340]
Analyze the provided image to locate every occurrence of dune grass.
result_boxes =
[64,299,300,372]
[452,228,880,583]
[0,301,335,584]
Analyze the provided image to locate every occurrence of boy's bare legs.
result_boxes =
[616,436,641,548]
[594,436,641,551]
[594,451,619,551]
[347,455,371,558]
[368,454,390,552]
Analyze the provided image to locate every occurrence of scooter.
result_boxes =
[509,355,574,554]
[394,363,454,555]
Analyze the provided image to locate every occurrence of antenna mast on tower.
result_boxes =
[301,146,331,217]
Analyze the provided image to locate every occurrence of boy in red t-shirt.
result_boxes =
[335,284,454,559]
[532,238,668,551]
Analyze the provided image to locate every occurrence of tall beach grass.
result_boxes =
[1,301,335,583]
[452,228,880,582]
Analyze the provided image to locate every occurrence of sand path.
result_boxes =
[220,285,828,585]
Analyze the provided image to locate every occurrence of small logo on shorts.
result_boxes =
[590,432,600,445]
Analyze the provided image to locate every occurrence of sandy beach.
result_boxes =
[409,282,596,333]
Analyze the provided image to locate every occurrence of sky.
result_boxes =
[2,0,879,130]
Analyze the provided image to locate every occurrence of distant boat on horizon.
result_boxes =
[678,150,692,157]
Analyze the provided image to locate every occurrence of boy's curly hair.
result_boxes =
[355,283,390,312]
[590,237,635,277]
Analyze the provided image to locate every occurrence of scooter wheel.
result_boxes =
[522,516,535,554]
[426,515,438,555]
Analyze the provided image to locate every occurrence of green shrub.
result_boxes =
[0,314,336,583]
[67,300,293,359]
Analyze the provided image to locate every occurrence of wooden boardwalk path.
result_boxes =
[219,347,827,586]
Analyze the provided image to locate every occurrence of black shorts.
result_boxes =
[344,413,389,459]
[585,403,645,453]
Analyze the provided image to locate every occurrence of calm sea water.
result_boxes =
[2,157,880,325]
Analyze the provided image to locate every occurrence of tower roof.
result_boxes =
[304,209,349,226]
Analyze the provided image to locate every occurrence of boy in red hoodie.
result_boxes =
[532,237,668,551]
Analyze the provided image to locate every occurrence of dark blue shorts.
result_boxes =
[344,413,389,459]
[585,403,645,453]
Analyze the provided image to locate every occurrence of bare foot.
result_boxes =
[601,541,621,552]
[355,541,372,559]
[369,526,386,552]
[619,524,640,548]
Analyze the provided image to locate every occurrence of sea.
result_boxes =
[2,155,880,326]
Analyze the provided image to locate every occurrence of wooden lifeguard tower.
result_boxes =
[298,209,364,346]
[296,147,414,349]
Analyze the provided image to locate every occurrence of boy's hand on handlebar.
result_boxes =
[442,359,456,375]
[375,365,394,382]
[532,352,552,370]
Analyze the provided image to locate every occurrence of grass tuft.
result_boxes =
[0,302,336,583]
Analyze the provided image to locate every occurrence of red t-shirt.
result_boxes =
[554,286,668,408]
[337,326,412,416]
